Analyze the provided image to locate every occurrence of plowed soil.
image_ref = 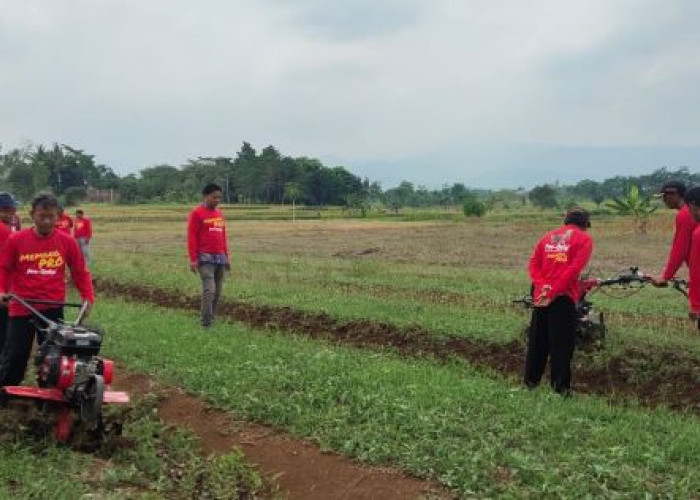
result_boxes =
[97,279,700,412]
[115,371,449,500]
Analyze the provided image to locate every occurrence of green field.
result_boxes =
[3,205,700,498]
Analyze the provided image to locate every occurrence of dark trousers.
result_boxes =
[0,307,7,354]
[524,296,576,394]
[0,308,63,386]
[198,263,225,327]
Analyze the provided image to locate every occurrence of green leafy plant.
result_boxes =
[606,185,657,234]
[462,197,487,217]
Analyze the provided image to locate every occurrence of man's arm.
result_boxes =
[0,237,17,296]
[662,212,693,280]
[66,237,94,303]
[187,210,200,272]
[528,239,544,284]
[86,219,93,241]
[549,236,593,299]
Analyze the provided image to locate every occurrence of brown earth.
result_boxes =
[115,371,450,500]
[97,278,700,413]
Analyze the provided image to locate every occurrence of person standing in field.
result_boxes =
[55,205,73,235]
[650,181,698,287]
[0,193,18,354]
[524,208,593,396]
[0,192,94,387]
[74,209,93,266]
[681,188,700,324]
[187,184,230,329]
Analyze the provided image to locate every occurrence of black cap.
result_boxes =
[564,207,591,229]
[685,187,700,207]
[0,192,17,209]
[656,180,686,198]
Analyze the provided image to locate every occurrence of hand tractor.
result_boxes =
[513,267,689,349]
[0,295,129,443]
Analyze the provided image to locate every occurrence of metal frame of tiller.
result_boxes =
[0,295,129,442]
[513,267,692,348]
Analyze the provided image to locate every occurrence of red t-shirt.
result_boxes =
[74,217,93,240]
[687,226,700,313]
[187,205,228,264]
[528,224,594,304]
[0,229,94,317]
[662,204,698,280]
[56,214,73,234]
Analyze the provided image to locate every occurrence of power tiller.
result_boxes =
[513,267,689,349]
[0,295,129,442]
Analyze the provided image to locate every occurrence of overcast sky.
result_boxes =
[1,1,699,188]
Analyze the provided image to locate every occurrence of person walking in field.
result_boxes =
[0,192,94,387]
[0,193,18,354]
[650,181,698,287]
[524,208,593,396]
[187,183,230,329]
[74,209,93,266]
[55,205,73,235]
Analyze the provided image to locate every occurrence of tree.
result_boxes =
[528,184,558,209]
[63,186,87,206]
[606,185,657,234]
[283,182,302,221]
[462,196,487,217]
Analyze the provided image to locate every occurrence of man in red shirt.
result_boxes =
[0,192,94,386]
[0,193,18,354]
[651,181,697,287]
[74,209,93,266]
[187,184,229,329]
[683,188,700,323]
[525,208,593,395]
[55,206,73,235]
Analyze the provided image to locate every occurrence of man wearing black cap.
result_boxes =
[0,192,17,352]
[651,181,697,287]
[525,207,593,395]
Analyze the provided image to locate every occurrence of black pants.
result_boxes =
[0,306,7,355]
[0,308,63,387]
[524,296,576,394]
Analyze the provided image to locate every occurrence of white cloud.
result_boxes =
[0,0,698,185]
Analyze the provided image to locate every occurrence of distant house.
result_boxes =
[86,186,119,203]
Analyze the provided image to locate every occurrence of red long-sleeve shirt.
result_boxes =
[74,217,93,240]
[187,205,228,264]
[687,226,700,313]
[55,214,73,235]
[0,222,11,250]
[528,224,594,304]
[662,204,698,280]
[0,228,94,317]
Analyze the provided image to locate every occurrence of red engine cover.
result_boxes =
[57,357,76,390]
[102,358,114,385]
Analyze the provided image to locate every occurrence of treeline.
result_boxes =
[0,141,696,209]
[0,142,366,206]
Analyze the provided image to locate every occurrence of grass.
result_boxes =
[4,205,698,496]
[91,211,698,357]
[97,297,700,497]
[0,395,271,499]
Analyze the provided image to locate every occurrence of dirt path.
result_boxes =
[97,278,700,413]
[116,371,449,500]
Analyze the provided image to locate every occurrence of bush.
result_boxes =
[462,197,487,217]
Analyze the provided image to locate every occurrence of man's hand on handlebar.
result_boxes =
[650,276,669,288]
[535,285,552,307]
[0,292,11,303]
